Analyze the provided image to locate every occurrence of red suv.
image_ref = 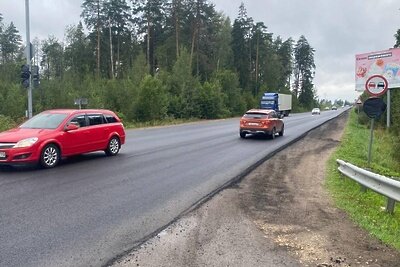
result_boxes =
[0,109,125,168]
[239,109,284,139]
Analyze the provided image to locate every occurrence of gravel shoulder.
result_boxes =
[111,111,400,267]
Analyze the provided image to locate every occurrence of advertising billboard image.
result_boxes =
[355,48,400,91]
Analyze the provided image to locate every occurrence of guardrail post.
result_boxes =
[386,198,396,214]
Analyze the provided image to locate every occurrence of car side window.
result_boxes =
[70,115,87,127]
[88,114,105,126]
[104,114,118,123]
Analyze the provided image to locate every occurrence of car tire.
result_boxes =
[240,131,246,139]
[279,125,284,136]
[270,128,276,139]
[40,143,60,168]
[105,136,120,156]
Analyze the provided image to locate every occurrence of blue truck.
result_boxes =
[260,93,292,117]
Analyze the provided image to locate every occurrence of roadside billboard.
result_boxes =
[355,48,400,91]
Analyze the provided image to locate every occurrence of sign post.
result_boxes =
[74,98,88,109]
[387,89,391,128]
[363,97,387,167]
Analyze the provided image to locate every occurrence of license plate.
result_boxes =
[248,122,259,126]
[0,151,5,159]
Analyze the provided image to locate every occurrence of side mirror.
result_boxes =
[65,123,79,131]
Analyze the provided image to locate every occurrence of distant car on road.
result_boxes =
[0,109,125,168]
[312,108,321,115]
[239,109,284,139]
[331,106,337,110]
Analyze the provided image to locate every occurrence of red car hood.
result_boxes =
[0,128,53,142]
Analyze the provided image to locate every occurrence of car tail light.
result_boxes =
[262,121,270,127]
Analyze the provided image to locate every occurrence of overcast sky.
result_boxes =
[1,0,399,103]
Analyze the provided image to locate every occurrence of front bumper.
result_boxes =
[0,147,39,165]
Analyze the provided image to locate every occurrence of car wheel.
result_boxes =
[40,144,60,168]
[279,125,284,136]
[240,131,246,139]
[270,128,276,139]
[105,136,120,156]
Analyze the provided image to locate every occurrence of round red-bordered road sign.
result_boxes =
[365,75,388,97]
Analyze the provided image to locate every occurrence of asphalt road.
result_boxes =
[0,108,347,267]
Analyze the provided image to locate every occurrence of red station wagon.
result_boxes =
[0,109,126,168]
[239,109,284,139]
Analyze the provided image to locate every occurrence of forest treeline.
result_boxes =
[0,1,326,124]
[3,0,398,131]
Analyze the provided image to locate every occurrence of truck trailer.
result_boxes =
[260,93,292,117]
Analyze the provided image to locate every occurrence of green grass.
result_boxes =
[326,109,400,250]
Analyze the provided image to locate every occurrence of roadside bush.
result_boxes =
[0,115,16,131]
[167,95,185,119]
[196,81,226,119]
[393,135,400,163]
[355,108,370,126]
[211,70,244,116]
[390,89,400,137]
[134,75,168,121]
[0,82,26,119]
[241,91,258,111]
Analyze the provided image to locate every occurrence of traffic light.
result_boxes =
[32,65,39,87]
[21,64,30,88]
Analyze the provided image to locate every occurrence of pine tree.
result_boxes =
[64,22,91,78]
[103,0,131,78]
[81,0,106,78]
[0,22,22,64]
[293,35,316,109]
[231,3,253,92]
[131,0,166,75]
[41,37,64,80]
[277,37,294,92]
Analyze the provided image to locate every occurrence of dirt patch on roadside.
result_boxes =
[239,112,400,267]
[112,112,400,267]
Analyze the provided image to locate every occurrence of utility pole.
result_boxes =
[25,0,33,118]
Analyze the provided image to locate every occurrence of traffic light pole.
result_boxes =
[25,0,33,118]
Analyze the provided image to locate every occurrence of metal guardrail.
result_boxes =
[336,159,400,214]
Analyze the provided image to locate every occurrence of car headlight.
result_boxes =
[14,137,38,148]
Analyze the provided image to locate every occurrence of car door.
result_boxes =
[271,111,283,132]
[61,114,92,155]
[86,113,108,151]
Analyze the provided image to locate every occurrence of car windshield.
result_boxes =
[19,113,68,129]
[244,113,270,119]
